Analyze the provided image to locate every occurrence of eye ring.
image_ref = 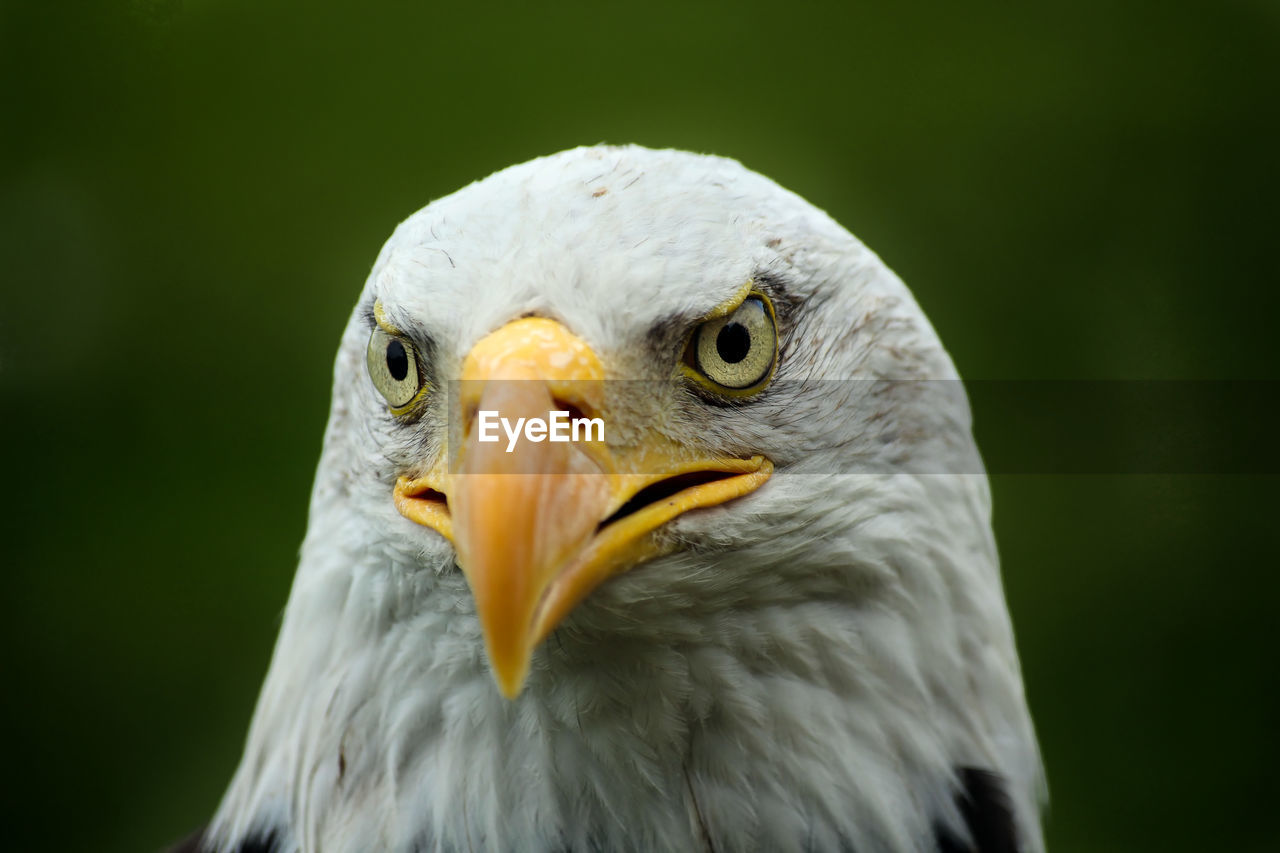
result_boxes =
[682,292,778,396]
[367,327,426,411]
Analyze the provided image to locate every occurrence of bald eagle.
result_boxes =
[178,146,1044,852]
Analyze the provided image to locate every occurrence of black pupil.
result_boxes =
[715,322,752,364]
[386,339,409,381]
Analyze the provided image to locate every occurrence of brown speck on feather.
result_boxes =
[592,187,608,197]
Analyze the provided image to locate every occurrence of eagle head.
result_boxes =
[204,145,1044,853]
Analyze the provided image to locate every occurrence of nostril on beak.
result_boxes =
[557,401,589,424]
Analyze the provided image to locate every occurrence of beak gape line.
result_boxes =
[475,409,606,454]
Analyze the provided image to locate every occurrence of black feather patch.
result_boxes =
[935,767,1019,853]
[164,825,281,853]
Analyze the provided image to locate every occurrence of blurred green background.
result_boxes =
[3,1,1277,850]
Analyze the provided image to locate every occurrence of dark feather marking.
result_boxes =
[935,768,1019,853]
[164,826,281,853]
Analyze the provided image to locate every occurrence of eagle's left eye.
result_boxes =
[367,327,424,411]
[685,293,778,395]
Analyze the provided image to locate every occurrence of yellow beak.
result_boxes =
[393,318,772,698]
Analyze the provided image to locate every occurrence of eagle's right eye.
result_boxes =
[367,327,424,411]
[683,292,778,396]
